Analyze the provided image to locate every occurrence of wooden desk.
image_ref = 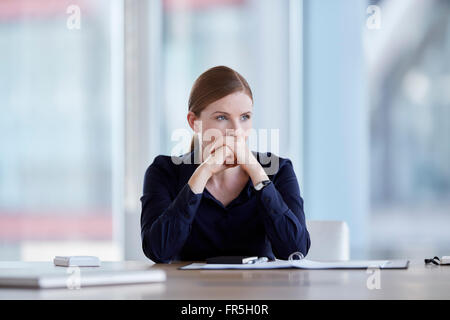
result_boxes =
[0,260,448,299]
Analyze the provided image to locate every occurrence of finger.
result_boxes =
[215,145,235,166]
[210,145,228,165]
[223,135,237,154]
[224,145,237,165]
[208,135,235,163]
[207,134,225,156]
[203,135,223,160]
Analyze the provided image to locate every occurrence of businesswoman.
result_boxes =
[140,66,310,263]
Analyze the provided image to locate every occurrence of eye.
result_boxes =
[216,115,227,121]
[241,114,251,121]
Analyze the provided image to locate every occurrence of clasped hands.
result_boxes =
[200,129,267,184]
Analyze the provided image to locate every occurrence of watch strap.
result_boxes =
[254,179,271,191]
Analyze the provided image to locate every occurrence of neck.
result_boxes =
[209,165,247,185]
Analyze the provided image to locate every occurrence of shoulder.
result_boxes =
[146,154,174,173]
[252,151,293,177]
[143,154,183,195]
[143,151,198,190]
[143,154,179,185]
[147,151,195,168]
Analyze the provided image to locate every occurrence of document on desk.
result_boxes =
[180,259,409,270]
[0,269,167,288]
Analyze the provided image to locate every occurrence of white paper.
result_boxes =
[53,256,101,267]
[0,269,166,288]
[180,259,392,270]
[289,259,390,269]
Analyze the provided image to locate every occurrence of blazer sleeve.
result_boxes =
[256,158,311,260]
[140,156,203,263]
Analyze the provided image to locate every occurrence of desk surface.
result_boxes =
[0,260,448,299]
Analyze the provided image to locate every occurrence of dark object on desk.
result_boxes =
[424,256,450,265]
[206,256,258,264]
[424,256,441,265]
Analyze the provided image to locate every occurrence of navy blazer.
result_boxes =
[140,150,310,263]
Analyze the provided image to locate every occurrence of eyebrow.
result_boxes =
[211,111,252,116]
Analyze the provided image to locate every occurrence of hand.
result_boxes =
[221,129,258,172]
[223,129,269,185]
[201,136,237,176]
[188,135,237,194]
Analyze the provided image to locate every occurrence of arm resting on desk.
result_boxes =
[140,156,203,263]
[256,159,311,259]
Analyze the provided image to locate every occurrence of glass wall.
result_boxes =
[159,0,297,162]
[302,0,450,259]
[2,0,448,262]
[123,0,303,261]
[366,0,450,258]
[0,0,122,260]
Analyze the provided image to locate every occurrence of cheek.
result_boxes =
[200,122,226,145]
[242,120,252,136]
[243,123,253,142]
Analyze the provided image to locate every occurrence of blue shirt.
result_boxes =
[140,150,310,263]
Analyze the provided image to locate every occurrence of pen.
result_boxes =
[245,257,269,264]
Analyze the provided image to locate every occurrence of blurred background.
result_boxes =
[0,0,449,261]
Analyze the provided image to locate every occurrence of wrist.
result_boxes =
[247,164,269,186]
[254,179,271,191]
[188,163,212,194]
[198,163,213,180]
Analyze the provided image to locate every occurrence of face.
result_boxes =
[188,91,253,149]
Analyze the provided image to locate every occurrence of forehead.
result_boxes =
[204,92,253,114]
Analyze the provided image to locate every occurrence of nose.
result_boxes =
[225,127,245,139]
[227,119,242,135]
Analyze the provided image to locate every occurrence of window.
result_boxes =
[367,0,450,258]
[159,0,300,167]
[0,0,123,260]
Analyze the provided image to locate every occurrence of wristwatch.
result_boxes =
[254,179,271,191]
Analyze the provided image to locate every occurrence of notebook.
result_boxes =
[53,256,101,267]
[180,259,409,270]
[0,269,166,289]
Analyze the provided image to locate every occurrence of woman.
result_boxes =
[140,66,310,263]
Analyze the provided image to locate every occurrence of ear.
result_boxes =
[187,111,199,132]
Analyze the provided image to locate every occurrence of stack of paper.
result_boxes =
[180,259,409,270]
